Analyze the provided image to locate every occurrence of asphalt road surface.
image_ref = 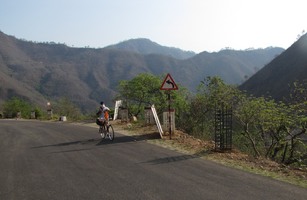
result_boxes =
[0,120,306,200]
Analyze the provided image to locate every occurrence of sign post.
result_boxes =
[151,104,163,138]
[160,73,178,139]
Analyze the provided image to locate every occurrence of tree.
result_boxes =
[233,92,307,164]
[285,80,307,164]
[185,76,306,165]
[200,76,238,104]
[117,73,165,118]
[117,73,190,121]
[233,94,294,159]
[53,97,82,120]
[187,76,240,139]
[2,97,32,118]
[234,95,264,157]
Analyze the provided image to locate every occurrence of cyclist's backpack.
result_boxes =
[104,111,109,120]
[96,118,103,126]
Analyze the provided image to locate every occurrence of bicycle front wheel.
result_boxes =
[107,125,114,141]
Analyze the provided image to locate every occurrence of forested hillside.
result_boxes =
[105,38,196,59]
[0,31,283,112]
[240,33,307,101]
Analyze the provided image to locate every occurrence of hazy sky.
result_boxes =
[0,0,306,53]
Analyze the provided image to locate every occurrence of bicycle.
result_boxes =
[96,119,114,141]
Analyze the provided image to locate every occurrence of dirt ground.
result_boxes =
[110,120,307,188]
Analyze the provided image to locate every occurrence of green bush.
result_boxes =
[2,97,32,118]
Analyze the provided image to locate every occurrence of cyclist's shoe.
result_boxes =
[100,133,105,138]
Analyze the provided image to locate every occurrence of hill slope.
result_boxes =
[105,38,196,60]
[0,31,284,112]
[182,47,283,88]
[240,33,307,101]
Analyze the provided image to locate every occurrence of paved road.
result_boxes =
[0,120,306,200]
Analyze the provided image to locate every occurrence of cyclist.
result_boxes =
[96,101,114,140]
[96,101,110,126]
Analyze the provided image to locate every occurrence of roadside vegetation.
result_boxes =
[1,73,306,186]
[0,97,83,121]
[115,73,307,187]
[115,73,307,168]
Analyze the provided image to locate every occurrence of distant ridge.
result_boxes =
[0,30,284,112]
[105,38,196,59]
[240,33,307,101]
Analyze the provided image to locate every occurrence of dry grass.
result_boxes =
[111,121,307,188]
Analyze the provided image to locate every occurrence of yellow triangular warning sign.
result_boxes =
[160,73,178,90]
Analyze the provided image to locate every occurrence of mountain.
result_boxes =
[181,47,283,87]
[240,33,307,101]
[0,31,284,112]
[105,38,196,59]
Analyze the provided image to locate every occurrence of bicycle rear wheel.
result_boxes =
[99,126,106,139]
[106,124,114,141]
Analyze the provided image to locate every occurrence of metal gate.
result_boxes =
[215,104,232,151]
